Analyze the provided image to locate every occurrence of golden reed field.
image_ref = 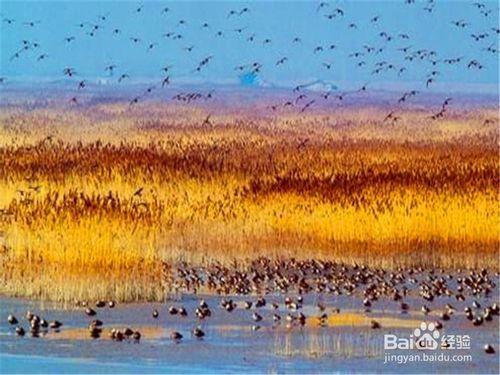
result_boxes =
[0,103,498,302]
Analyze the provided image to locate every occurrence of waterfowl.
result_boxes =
[30,328,40,338]
[225,302,235,312]
[473,316,483,326]
[484,344,495,354]
[298,313,306,325]
[152,309,159,318]
[30,319,40,330]
[491,303,499,314]
[49,320,62,329]
[255,297,266,308]
[111,329,124,341]
[170,331,183,341]
[168,306,178,315]
[85,307,96,316]
[89,327,101,339]
[108,301,115,308]
[371,320,381,329]
[132,331,141,341]
[192,327,205,338]
[8,314,18,325]
[252,312,262,322]
[440,312,450,321]
[484,309,492,321]
[109,328,118,340]
[16,326,25,336]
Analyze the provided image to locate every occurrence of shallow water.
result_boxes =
[1,293,498,374]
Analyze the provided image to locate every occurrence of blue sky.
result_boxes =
[0,0,498,92]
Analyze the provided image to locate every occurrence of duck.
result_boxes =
[473,316,483,326]
[85,307,96,316]
[170,331,183,341]
[168,306,178,315]
[25,311,34,321]
[16,327,25,336]
[440,312,450,321]
[8,315,18,325]
[298,313,306,325]
[255,297,266,308]
[88,325,102,339]
[484,344,495,354]
[192,327,205,338]
[49,320,63,329]
[110,329,124,341]
[252,312,262,322]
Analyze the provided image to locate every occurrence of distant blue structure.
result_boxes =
[239,72,258,87]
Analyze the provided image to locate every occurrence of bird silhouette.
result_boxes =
[63,67,76,77]
[300,100,315,113]
[37,53,48,61]
[118,74,129,83]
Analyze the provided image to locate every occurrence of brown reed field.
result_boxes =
[0,102,498,302]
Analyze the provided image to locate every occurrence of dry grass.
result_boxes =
[0,103,498,302]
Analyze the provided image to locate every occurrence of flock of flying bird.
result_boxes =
[1,0,499,122]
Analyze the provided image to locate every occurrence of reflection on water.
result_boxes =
[273,330,383,359]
